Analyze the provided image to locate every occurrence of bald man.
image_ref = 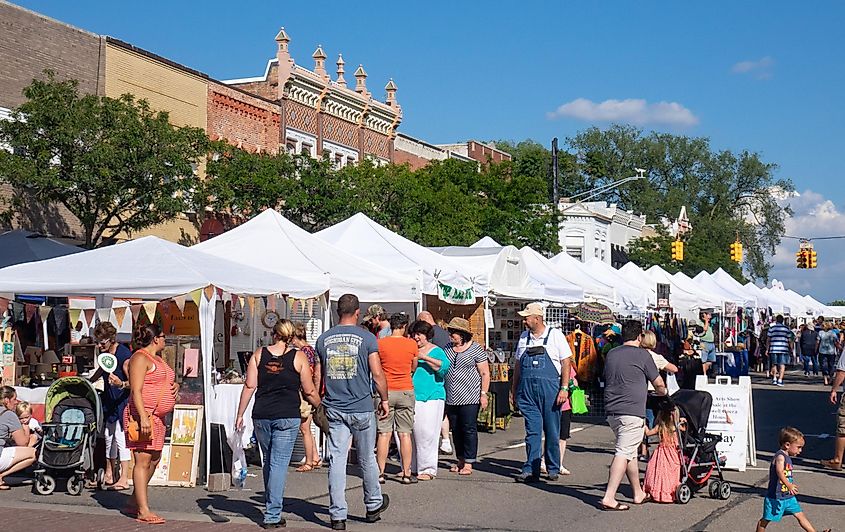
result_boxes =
[418,311,451,349]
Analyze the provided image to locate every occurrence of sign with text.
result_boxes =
[695,375,755,471]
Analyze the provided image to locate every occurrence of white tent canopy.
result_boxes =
[583,258,656,310]
[669,270,725,309]
[432,245,542,300]
[743,282,784,313]
[517,247,585,303]
[551,253,648,311]
[470,236,501,248]
[317,213,478,298]
[709,269,760,308]
[194,209,419,302]
[693,271,756,308]
[0,235,328,299]
[629,265,717,318]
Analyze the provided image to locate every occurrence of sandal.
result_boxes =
[400,475,418,484]
[600,502,630,511]
[449,464,461,473]
[634,494,653,505]
[458,467,473,476]
[136,514,166,525]
[311,459,323,469]
[296,463,315,472]
[416,474,434,481]
[0,484,10,491]
[378,474,386,484]
[820,459,842,471]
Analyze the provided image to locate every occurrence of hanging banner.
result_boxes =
[204,286,215,301]
[142,302,158,323]
[97,308,111,324]
[83,309,96,326]
[173,295,187,316]
[189,289,202,308]
[437,282,474,305]
[25,304,37,323]
[114,307,128,327]
[38,306,53,322]
[130,304,142,323]
[68,308,82,329]
[695,375,755,471]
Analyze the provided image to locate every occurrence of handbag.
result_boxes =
[312,403,330,435]
[569,386,588,415]
[127,378,168,443]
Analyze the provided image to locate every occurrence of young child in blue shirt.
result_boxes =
[756,427,829,532]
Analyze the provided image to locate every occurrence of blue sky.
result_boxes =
[13,1,845,302]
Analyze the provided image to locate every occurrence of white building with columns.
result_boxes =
[558,201,652,268]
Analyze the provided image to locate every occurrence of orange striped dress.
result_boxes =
[124,349,176,451]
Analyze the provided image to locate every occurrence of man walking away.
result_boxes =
[600,320,667,511]
[316,294,391,531]
[768,315,794,387]
[798,323,819,377]
[511,302,572,482]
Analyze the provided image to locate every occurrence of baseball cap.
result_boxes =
[517,302,544,317]
[363,304,386,320]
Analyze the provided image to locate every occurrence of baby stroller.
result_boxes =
[33,377,104,495]
[669,389,731,504]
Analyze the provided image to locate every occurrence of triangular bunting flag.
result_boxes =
[204,285,215,301]
[238,296,246,311]
[142,302,158,323]
[216,287,224,299]
[233,296,241,312]
[114,307,127,326]
[292,299,300,314]
[247,297,256,314]
[69,308,82,327]
[173,295,186,315]
[190,289,202,308]
[38,305,53,322]
[83,309,96,326]
[25,304,37,323]
[268,294,277,312]
[130,304,142,323]
[307,299,314,317]
[96,308,111,324]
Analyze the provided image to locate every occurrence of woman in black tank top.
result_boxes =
[235,319,321,528]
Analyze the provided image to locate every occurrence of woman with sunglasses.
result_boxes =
[125,323,176,525]
[91,322,132,490]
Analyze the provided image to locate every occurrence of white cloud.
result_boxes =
[768,190,845,303]
[731,56,774,80]
[546,98,699,127]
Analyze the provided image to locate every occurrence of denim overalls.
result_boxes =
[516,331,562,477]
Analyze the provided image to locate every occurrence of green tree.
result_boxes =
[567,125,792,281]
[827,300,845,307]
[0,72,208,248]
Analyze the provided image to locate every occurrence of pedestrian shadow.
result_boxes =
[91,489,133,516]
[196,493,331,526]
[719,479,845,506]
[471,457,523,479]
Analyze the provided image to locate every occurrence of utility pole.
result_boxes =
[551,137,559,205]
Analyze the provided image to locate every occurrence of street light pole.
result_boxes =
[559,168,647,214]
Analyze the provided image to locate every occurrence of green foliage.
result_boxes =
[567,125,792,281]
[203,149,562,254]
[0,72,209,248]
[827,300,845,307]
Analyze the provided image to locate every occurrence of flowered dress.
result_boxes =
[643,432,681,502]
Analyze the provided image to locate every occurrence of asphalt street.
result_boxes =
[0,371,843,531]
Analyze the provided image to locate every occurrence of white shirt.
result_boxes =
[515,326,572,376]
[647,349,670,391]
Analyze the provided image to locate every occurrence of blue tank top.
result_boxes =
[766,449,795,499]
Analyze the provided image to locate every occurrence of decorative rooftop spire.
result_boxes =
[354,64,368,96]
[275,27,290,53]
[336,54,346,87]
[385,78,397,106]
[313,45,328,79]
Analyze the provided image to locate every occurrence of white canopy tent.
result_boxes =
[693,271,757,308]
[550,253,648,312]
[743,282,785,313]
[709,269,760,309]
[0,236,329,487]
[762,286,809,316]
[317,213,479,303]
[827,306,845,319]
[583,258,656,310]
[517,247,586,303]
[193,209,419,303]
[669,270,725,309]
[801,294,836,318]
[470,236,502,248]
[432,245,543,300]
[627,265,717,318]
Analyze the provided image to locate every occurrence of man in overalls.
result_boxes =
[511,302,573,482]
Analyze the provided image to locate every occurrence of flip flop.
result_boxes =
[378,474,386,484]
[449,465,460,473]
[634,494,653,505]
[600,502,630,511]
[136,514,166,525]
[820,459,842,471]
[106,484,129,491]
[458,468,473,476]
[0,484,10,491]
[416,474,434,481]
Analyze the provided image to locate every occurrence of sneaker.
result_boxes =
[776,380,784,387]
[330,520,346,530]
[514,473,540,483]
[365,493,390,523]
[440,439,452,454]
[560,467,571,476]
[261,520,286,529]
[771,378,777,385]
[547,474,559,481]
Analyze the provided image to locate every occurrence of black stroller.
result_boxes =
[666,389,731,504]
[33,377,104,495]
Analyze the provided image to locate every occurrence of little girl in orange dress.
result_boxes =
[643,407,682,503]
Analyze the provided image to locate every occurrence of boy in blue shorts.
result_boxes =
[756,427,829,532]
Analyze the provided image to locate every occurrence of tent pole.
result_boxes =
[484,297,490,348]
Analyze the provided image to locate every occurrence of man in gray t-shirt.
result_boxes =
[600,320,666,511]
[316,294,390,528]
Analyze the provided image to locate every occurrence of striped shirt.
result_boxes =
[767,323,793,354]
[444,342,488,406]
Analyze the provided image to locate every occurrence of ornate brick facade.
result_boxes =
[208,82,281,153]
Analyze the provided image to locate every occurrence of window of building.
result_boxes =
[566,247,583,261]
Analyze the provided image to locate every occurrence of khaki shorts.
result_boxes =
[838,393,845,436]
[300,393,312,418]
[608,414,645,460]
[377,390,416,434]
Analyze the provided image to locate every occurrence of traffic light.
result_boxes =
[809,250,818,269]
[729,242,743,263]
[796,250,807,269]
[671,240,684,261]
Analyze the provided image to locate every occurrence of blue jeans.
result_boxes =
[253,417,300,525]
[802,353,819,375]
[326,409,383,521]
[701,342,717,363]
[820,353,837,377]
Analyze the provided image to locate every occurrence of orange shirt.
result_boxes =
[378,336,418,391]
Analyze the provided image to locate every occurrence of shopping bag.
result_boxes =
[570,386,588,415]
[227,428,248,489]
[666,373,680,395]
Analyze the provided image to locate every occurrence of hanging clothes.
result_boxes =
[566,328,599,385]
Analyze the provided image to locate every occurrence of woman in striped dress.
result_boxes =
[125,323,177,525]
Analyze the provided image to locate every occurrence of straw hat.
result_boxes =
[446,317,473,335]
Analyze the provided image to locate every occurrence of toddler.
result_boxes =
[643,406,681,502]
[15,401,41,447]
[756,427,829,532]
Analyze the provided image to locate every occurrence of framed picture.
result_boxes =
[507,330,514,340]
[507,320,514,329]
[171,405,202,445]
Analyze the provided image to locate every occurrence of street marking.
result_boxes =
[503,427,584,449]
